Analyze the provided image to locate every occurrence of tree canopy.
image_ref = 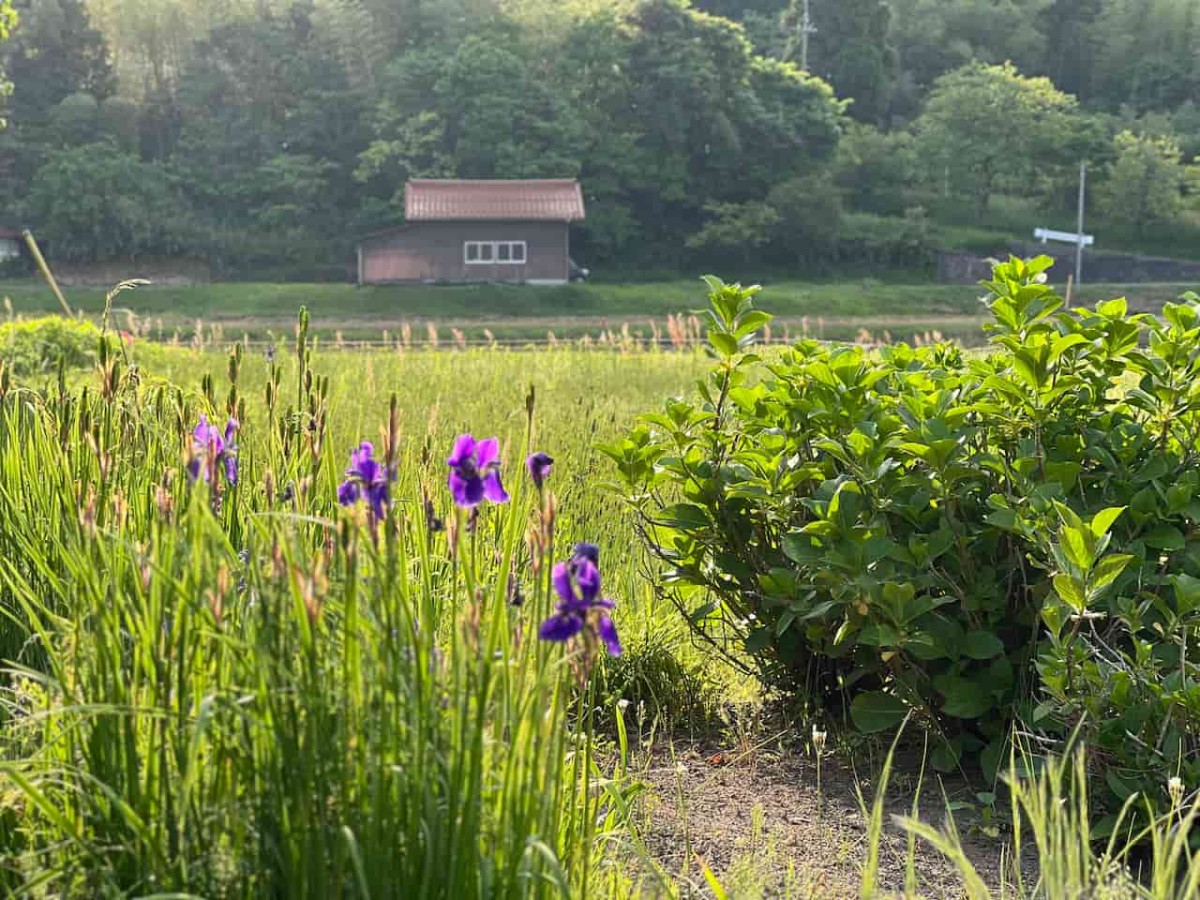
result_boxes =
[0,0,1199,274]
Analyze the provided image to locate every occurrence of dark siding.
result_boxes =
[360,220,569,284]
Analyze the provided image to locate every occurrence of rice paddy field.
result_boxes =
[6,280,1200,898]
[1,276,1194,346]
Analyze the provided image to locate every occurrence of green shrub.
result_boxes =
[0,316,105,376]
[605,262,1200,818]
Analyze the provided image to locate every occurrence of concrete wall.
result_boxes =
[938,244,1200,286]
[359,220,570,284]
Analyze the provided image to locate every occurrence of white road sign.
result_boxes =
[1034,227,1094,246]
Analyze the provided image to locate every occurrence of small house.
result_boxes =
[357,179,585,285]
[0,228,22,263]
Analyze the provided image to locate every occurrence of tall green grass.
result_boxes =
[8,312,1200,896]
[0,320,705,895]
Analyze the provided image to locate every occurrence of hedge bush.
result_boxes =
[0,316,106,377]
[604,260,1200,820]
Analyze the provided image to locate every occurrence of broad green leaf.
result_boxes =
[980,739,1006,784]
[1173,573,1200,616]
[1052,573,1086,613]
[850,691,908,733]
[1144,525,1185,551]
[1089,554,1134,592]
[1090,506,1126,539]
[733,310,773,338]
[656,504,709,531]
[1059,524,1095,572]
[707,331,739,357]
[858,623,901,647]
[930,739,963,773]
[937,676,993,719]
[963,630,1005,660]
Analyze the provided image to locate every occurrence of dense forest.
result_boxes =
[1,0,1199,279]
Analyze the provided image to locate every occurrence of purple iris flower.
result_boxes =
[338,441,392,520]
[447,434,509,508]
[538,556,621,656]
[188,415,239,486]
[526,452,554,489]
[572,543,600,566]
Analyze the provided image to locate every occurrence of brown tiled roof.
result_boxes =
[405,179,585,222]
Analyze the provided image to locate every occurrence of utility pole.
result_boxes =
[800,0,817,71]
[1075,162,1087,289]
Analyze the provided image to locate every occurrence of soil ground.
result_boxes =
[635,739,1033,898]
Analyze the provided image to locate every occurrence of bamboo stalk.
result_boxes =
[21,229,72,317]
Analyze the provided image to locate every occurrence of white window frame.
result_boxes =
[464,240,527,265]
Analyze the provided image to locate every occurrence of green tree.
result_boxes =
[1037,0,1104,102]
[2,0,113,124]
[170,4,367,272]
[915,62,1083,218]
[766,172,842,262]
[806,0,896,123]
[25,143,192,260]
[358,1,842,265]
[1091,0,1200,112]
[685,200,781,264]
[357,35,583,202]
[1096,130,1186,235]
[835,122,917,215]
[612,0,840,258]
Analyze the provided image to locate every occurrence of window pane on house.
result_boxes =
[466,243,479,262]
[512,242,526,262]
[479,243,494,262]
[498,243,511,261]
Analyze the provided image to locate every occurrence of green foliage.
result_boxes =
[358,0,843,266]
[686,201,782,257]
[915,62,1085,217]
[1096,130,1187,235]
[9,0,1200,275]
[25,143,193,261]
[0,314,104,375]
[835,123,918,217]
[805,0,896,123]
[608,260,1200,816]
[0,317,696,894]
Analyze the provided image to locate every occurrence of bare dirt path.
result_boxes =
[634,741,1028,898]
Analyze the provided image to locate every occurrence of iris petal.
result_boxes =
[526,452,553,487]
[596,614,622,656]
[366,481,390,518]
[337,479,361,506]
[573,543,600,565]
[193,415,213,445]
[551,562,575,606]
[482,470,509,504]
[575,559,601,605]
[449,471,484,507]
[539,612,584,642]
[350,442,381,483]
[475,437,500,468]
[447,433,477,467]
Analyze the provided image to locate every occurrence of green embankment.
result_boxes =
[0,278,1194,345]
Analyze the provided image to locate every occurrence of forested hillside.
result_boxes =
[2,0,1199,279]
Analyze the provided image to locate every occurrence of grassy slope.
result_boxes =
[3,278,1194,323]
